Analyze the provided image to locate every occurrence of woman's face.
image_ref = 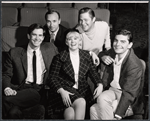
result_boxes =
[66,32,81,51]
[79,12,95,32]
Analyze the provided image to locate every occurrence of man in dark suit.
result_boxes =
[43,10,68,53]
[90,29,144,119]
[2,23,58,119]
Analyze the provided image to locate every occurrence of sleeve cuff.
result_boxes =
[115,114,122,119]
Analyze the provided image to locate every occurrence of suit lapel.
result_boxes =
[78,50,89,81]
[119,49,131,84]
[60,50,75,80]
[55,25,61,44]
[21,48,27,75]
[40,44,48,71]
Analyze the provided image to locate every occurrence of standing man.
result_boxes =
[2,23,58,119]
[43,10,68,52]
[90,29,144,119]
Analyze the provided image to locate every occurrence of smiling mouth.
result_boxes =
[71,44,77,46]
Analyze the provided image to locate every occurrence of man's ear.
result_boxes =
[93,17,96,23]
[59,18,61,24]
[128,42,133,49]
[27,34,30,40]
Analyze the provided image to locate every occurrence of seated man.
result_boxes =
[2,23,58,119]
[90,29,144,120]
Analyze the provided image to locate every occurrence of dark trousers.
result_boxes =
[2,84,42,119]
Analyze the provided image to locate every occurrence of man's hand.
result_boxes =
[58,88,74,107]
[4,87,17,96]
[90,51,100,66]
[101,55,114,65]
[93,83,103,99]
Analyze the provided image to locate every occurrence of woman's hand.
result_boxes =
[58,88,74,107]
[93,84,103,99]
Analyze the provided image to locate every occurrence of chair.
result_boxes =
[49,3,72,9]
[23,3,47,8]
[53,8,78,28]
[74,3,98,9]
[20,7,48,26]
[2,7,18,27]
[94,9,110,24]
[2,26,28,52]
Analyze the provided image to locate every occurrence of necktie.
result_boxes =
[33,51,36,84]
[50,33,55,43]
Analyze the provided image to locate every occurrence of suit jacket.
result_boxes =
[43,24,68,53]
[48,49,102,95]
[2,42,58,91]
[98,48,144,117]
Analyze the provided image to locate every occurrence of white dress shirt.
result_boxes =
[25,45,46,85]
[110,50,129,89]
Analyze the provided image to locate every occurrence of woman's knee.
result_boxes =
[73,98,86,107]
[64,107,74,120]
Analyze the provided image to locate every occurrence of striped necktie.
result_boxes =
[50,33,55,43]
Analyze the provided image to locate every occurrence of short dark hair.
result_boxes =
[115,29,133,43]
[78,7,95,21]
[28,23,46,36]
[45,9,60,20]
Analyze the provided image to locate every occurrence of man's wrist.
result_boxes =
[115,114,122,120]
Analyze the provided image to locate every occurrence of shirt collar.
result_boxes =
[49,27,59,36]
[27,44,40,54]
[114,50,129,65]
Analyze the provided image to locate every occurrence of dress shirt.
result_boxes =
[110,50,129,89]
[49,27,59,41]
[25,45,46,85]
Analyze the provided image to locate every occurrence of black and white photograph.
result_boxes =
[1,1,149,120]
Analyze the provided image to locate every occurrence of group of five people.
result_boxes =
[2,7,144,120]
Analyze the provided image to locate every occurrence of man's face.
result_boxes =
[113,35,132,55]
[28,28,44,49]
[66,32,81,51]
[46,12,60,32]
[79,12,95,32]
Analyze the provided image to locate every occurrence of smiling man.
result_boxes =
[2,23,58,119]
[90,29,144,120]
[43,10,68,52]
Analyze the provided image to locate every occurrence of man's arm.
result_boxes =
[98,49,115,65]
[115,66,143,117]
[3,50,18,96]
[2,51,13,90]
[104,23,111,50]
